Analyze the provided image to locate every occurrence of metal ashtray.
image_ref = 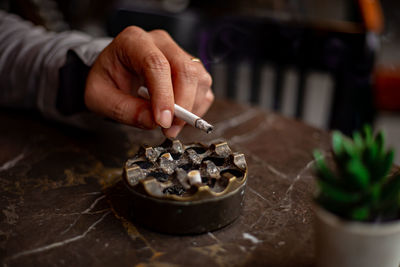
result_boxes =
[123,139,248,234]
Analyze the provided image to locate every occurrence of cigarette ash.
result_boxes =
[123,139,247,199]
[195,119,214,134]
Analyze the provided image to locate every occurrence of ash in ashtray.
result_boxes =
[123,139,247,200]
[163,184,186,196]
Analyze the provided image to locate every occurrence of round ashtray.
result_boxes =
[123,139,248,234]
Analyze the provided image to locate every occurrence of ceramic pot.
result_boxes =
[315,205,400,267]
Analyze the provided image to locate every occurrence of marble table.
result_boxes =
[0,99,331,266]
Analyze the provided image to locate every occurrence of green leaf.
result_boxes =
[367,149,393,184]
[346,158,370,188]
[314,150,324,161]
[332,131,344,157]
[377,174,400,218]
[363,125,373,146]
[313,150,337,183]
[375,131,385,157]
[318,180,361,204]
[381,174,400,204]
[343,138,359,159]
[378,150,395,181]
[369,183,381,203]
[351,206,370,221]
[364,142,378,168]
[353,132,364,149]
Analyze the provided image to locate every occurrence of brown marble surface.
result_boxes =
[0,99,331,267]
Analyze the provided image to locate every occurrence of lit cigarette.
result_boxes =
[138,86,214,133]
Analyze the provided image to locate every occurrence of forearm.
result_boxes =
[0,10,111,121]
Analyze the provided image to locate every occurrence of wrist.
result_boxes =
[57,49,90,115]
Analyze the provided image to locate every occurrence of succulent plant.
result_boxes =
[314,125,400,222]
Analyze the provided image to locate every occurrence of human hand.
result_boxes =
[84,26,214,138]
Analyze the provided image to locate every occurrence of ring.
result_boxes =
[191,57,201,63]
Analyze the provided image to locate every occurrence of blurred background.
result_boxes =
[1,0,399,163]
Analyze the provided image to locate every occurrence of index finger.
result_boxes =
[115,26,174,129]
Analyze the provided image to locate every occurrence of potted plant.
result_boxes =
[313,125,400,267]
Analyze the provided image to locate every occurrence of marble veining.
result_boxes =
[242,233,262,245]
[212,108,259,136]
[0,152,24,172]
[0,100,330,266]
[60,195,107,235]
[4,211,110,266]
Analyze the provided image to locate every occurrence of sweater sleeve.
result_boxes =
[0,10,112,126]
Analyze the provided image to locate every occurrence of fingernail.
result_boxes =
[166,125,182,138]
[138,109,154,129]
[158,109,172,128]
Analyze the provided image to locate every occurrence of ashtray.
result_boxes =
[123,139,248,234]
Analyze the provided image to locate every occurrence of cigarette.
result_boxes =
[187,170,202,185]
[138,86,214,133]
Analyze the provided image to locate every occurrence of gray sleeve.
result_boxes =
[0,10,112,126]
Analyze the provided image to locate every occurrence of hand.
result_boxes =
[84,26,214,138]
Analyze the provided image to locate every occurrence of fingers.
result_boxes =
[192,72,213,115]
[150,30,196,138]
[85,70,156,129]
[149,30,213,137]
[162,118,183,138]
[115,26,174,128]
[150,30,198,112]
[193,89,214,118]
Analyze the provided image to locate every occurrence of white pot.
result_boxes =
[315,205,400,267]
